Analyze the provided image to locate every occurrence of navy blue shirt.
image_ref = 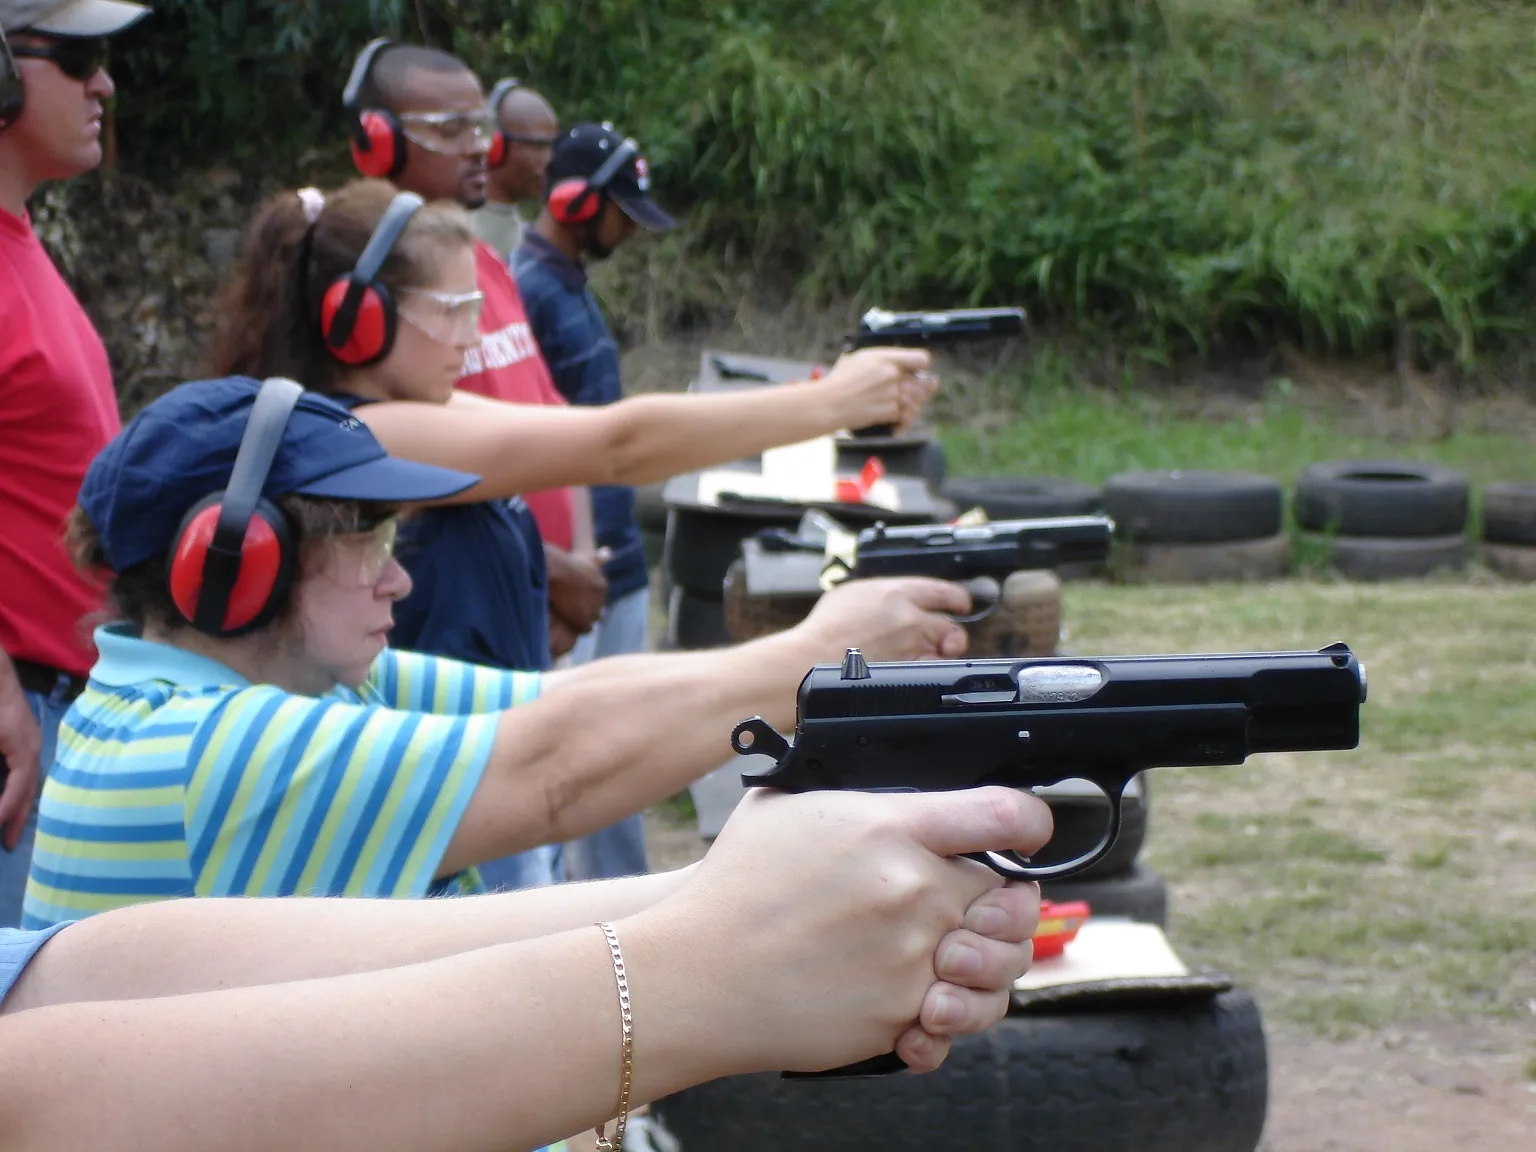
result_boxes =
[332,395,551,672]
[512,233,648,602]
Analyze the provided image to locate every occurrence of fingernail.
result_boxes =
[941,941,982,978]
[930,990,963,1027]
[965,904,1008,936]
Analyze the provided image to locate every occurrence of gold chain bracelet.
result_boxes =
[594,922,633,1152]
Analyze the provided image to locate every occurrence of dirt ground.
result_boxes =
[643,817,1536,1152]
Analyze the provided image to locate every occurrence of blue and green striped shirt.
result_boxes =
[22,625,540,929]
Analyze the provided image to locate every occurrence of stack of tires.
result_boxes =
[1294,460,1470,580]
[1101,470,1288,583]
[1480,482,1536,580]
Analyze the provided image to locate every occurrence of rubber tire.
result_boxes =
[1034,775,1149,881]
[1040,863,1169,927]
[1294,459,1468,537]
[1483,542,1536,581]
[1113,533,1290,584]
[667,588,732,650]
[657,987,1266,1152]
[1102,470,1283,544]
[1305,533,1469,581]
[1481,482,1536,546]
[941,475,1102,520]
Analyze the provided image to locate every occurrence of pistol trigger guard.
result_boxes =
[949,576,1001,625]
[965,777,1133,881]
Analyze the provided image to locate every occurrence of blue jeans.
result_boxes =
[475,841,565,893]
[0,681,73,929]
[563,586,653,881]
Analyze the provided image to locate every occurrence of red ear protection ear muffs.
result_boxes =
[318,191,424,366]
[0,28,25,131]
[344,38,407,179]
[547,137,639,226]
[484,77,521,170]
[166,378,304,637]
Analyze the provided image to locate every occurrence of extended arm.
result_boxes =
[2,870,689,1015]
[358,347,936,504]
[0,787,1051,1152]
[439,576,971,876]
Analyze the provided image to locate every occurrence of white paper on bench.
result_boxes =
[1014,919,1190,992]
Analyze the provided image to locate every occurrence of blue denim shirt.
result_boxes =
[512,234,648,603]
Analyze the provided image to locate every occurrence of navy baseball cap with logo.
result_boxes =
[548,121,676,231]
[80,376,479,573]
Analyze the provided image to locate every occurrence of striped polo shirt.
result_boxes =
[21,625,541,929]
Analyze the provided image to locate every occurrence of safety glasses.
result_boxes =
[9,36,108,83]
[398,288,485,347]
[398,109,496,157]
[318,515,400,588]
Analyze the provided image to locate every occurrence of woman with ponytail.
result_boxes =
[205,179,943,891]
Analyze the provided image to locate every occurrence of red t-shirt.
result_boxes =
[0,208,120,678]
[457,242,575,551]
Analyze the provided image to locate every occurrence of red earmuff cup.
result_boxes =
[169,505,285,633]
[320,279,390,365]
[548,178,599,225]
[353,110,399,178]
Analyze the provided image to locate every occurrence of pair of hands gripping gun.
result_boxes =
[731,642,1367,1077]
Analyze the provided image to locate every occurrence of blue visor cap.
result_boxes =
[80,376,479,573]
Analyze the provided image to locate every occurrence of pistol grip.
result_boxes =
[783,1052,909,1081]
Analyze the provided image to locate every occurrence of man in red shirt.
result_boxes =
[344,39,609,660]
[0,0,150,926]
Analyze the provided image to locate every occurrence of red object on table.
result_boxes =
[1031,899,1091,961]
[834,456,887,504]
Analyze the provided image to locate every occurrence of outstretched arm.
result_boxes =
[439,577,972,877]
[358,347,937,503]
[2,870,690,1015]
[0,787,1051,1152]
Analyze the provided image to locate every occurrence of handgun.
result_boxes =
[846,515,1111,581]
[847,306,1026,436]
[730,642,1366,1077]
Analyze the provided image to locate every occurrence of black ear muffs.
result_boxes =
[317,191,424,366]
[484,76,521,170]
[343,38,407,179]
[165,378,304,637]
[547,138,638,226]
[0,28,25,131]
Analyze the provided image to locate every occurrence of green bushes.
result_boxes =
[106,1,1536,368]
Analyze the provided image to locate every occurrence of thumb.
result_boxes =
[901,787,1054,863]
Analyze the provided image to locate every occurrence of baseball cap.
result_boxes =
[1,0,150,36]
[80,376,480,573]
[547,121,676,231]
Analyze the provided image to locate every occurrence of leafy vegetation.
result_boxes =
[107,1,1536,368]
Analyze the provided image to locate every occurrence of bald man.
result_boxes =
[474,81,559,262]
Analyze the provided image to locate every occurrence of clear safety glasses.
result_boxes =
[397,288,485,347]
[398,109,497,157]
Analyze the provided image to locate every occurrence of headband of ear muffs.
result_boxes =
[343,37,407,179]
[166,377,305,636]
[317,191,425,366]
[484,76,522,170]
[546,137,639,226]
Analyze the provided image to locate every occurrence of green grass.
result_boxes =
[1059,580,1536,1036]
[938,366,1536,490]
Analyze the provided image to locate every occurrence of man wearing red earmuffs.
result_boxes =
[472,78,558,264]
[0,0,151,927]
[513,123,677,887]
[341,38,610,665]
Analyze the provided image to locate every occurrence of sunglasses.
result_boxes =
[10,37,109,82]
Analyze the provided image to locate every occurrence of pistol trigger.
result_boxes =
[949,576,1001,625]
[731,717,791,761]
